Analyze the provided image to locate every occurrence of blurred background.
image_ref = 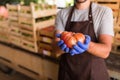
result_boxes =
[0,0,119,80]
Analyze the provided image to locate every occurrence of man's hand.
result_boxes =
[70,35,91,56]
[56,33,70,53]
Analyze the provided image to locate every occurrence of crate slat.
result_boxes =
[34,9,56,18]
[36,19,55,30]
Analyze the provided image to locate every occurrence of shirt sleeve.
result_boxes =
[99,7,114,36]
[55,10,65,31]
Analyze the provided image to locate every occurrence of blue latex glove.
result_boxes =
[70,35,91,56]
[56,33,70,53]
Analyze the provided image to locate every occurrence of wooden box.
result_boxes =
[19,3,56,30]
[6,4,20,23]
[0,20,10,43]
[10,23,21,37]
[38,26,63,58]
[21,39,38,53]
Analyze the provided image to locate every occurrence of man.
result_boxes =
[55,0,114,80]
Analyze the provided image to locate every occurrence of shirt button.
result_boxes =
[89,15,92,17]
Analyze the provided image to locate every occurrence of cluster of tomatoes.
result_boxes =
[61,31,85,48]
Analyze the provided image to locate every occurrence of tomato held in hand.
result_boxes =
[65,36,77,48]
[61,31,72,41]
[61,31,85,48]
[74,33,85,43]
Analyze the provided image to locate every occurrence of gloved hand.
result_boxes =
[70,35,91,56]
[56,33,70,53]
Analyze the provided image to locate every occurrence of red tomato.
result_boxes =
[65,36,77,48]
[61,31,85,48]
[73,33,85,43]
[61,31,72,41]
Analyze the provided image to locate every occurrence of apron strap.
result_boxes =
[65,6,74,31]
[88,2,93,23]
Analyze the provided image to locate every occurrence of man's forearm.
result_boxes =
[87,41,112,59]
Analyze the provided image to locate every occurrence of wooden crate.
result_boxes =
[38,26,54,56]
[31,56,44,76]
[6,4,20,23]
[10,23,21,37]
[19,3,57,18]
[20,28,37,42]
[38,26,55,45]
[0,20,10,43]
[96,0,120,24]
[12,46,44,80]
[19,3,56,30]
[14,51,33,70]
[21,39,38,53]
[14,46,44,80]
[10,35,21,47]
[0,43,44,80]
[9,22,21,46]
[38,26,63,58]
[38,41,62,57]
[39,45,63,58]
[37,26,55,40]
[0,20,9,32]
[18,21,38,52]
[19,16,55,30]
[20,28,38,53]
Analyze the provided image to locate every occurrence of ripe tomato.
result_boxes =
[61,31,72,41]
[60,31,85,48]
[74,33,85,43]
[65,36,77,48]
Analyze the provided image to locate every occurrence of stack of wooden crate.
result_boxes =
[37,26,63,58]
[18,3,56,53]
[6,3,57,53]
[7,4,21,46]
